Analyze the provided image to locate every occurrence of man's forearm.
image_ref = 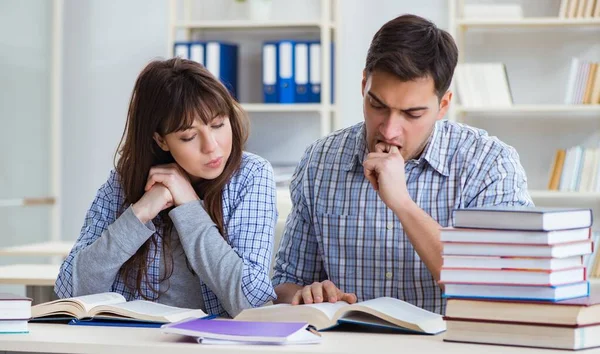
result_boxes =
[274,283,303,304]
[392,198,444,284]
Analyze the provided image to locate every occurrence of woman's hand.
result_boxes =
[132,184,173,224]
[145,163,200,207]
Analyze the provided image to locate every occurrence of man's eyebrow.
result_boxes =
[367,91,428,113]
[367,91,388,108]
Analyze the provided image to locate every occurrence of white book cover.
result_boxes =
[464,64,482,107]
[570,146,583,192]
[558,0,570,17]
[558,147,575,191]
[564,57,580,104]
[577,148,595,192]
[454,64,471,107]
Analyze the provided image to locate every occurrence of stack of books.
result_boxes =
[440,207,597,350]
[0,293,32,334]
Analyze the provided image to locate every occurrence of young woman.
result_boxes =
[55,58,277,317]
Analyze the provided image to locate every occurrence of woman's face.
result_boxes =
[154,116,233,181]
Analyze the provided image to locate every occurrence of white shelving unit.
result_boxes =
[167,0,341,138]
[457,17,600,27]
[1,0,63,247]
[530,190,600,199]
[448,0,600,209]
[173,20,335,29]
[456,104,600,114]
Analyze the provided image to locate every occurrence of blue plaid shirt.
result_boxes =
[55,152,277,316]
[272,120,533,314]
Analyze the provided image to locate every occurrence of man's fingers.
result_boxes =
[342,292,358,304]
[389,145,400,155]
[291,290,303,305]
[374,142,387,153]
[364,167,379,191]
[310,282,324,303]
[322,280,339,303]
[301,286,314,304]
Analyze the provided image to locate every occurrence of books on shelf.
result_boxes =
[564,58,600,105]
[0,293,32,334]
[262,40,334,104]
[559,0,600,18]
[173,41,239,99]
[548,146,600,192]
[31,292,208,323]
[234,297,446,334]
[162,318,322,345]
[454,63,512,108]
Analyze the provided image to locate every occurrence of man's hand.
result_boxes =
[145,163,200,206]
[291,280,357,305]
[363,143,410,211]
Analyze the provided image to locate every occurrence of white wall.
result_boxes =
[338,0,448,128]
[61,0,169,240]
[0,0,53,295]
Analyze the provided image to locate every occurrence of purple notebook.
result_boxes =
[162,318,321,344]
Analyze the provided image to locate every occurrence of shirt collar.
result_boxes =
[343,120,450,177]
[343,123,368,172]
[420,120,450,177]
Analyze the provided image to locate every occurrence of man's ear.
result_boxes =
[437,91,453,120]
[153,133,170,152]
[361,69,368,98]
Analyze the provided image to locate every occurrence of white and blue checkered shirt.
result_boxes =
[272,120,533,314]
[55,152,277,316]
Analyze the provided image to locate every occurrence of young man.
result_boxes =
[272,14,533,314]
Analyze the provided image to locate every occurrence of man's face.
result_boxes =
[361,70,451,161]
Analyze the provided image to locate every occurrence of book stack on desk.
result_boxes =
[0,293,31,334]
[441,207,598,350]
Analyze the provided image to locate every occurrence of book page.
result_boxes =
[234,302,348,330]
[73,292,127,313]
[302,301,348,320]
[90,300,207,322]
[31,292,126,318]
[336,297,445,334]
[350,297,441,323]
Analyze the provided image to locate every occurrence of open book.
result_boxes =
[234,297,446,334]
[31,292,208,323]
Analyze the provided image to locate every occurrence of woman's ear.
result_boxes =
[153,133,170,151]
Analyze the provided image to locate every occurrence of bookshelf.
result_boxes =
[529,190,600,199]
[448,0,600,209]
[173,20,336,29]
[456,104,600,114]
[457,17,600,27]
[167,0,341,140]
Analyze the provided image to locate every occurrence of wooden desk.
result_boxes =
[2,323,597,354]
[0,241,73,257]
[0,264,60,305]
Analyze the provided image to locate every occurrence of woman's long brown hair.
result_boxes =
[114,58,249,299]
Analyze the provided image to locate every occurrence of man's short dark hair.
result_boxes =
[365,14,458,99]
